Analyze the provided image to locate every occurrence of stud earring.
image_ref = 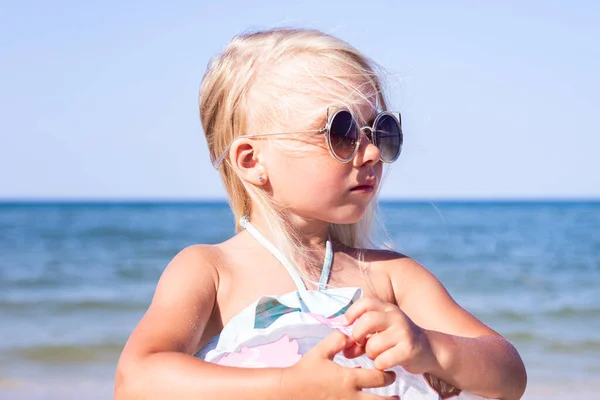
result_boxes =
[258,176,264,182]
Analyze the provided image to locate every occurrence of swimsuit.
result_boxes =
[195,218,490,399]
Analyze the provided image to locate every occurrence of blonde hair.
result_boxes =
[199,27,389,279]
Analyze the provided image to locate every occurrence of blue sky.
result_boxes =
[1,1,598,200]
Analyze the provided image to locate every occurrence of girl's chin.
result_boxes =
[286,201,374,225]
[327,207,371,226]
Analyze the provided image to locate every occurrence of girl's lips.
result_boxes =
[350,185,374,193]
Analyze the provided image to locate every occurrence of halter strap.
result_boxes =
[318,240,333,291]
[240,216,333,293]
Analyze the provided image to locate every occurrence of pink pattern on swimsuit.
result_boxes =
[216,335,302,368]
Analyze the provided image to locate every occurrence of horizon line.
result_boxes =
[1,197,600,206]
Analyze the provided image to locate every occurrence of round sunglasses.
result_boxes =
[212,107,403,169]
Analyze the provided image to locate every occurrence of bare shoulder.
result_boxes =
[159,233,245,285]
[357,248,495,336]
[118,244,224,364]
[356,247,453,309]
[339,247,424,306]
[153,244,222,301]
[357,248,438,303]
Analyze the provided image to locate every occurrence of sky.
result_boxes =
[1,0,599,200]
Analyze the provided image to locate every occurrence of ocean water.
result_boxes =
[0,201,598,399]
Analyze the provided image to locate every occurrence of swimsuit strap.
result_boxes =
[318,239,333,291]
[240,216,333,293]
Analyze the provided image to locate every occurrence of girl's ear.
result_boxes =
[229,139,268,187]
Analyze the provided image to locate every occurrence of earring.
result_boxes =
[258,176,264,182]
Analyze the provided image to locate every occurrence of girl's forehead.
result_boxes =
[296,98,379,128]
[277,100,379,133]
[248,54,379,130]
[303,70,378,117]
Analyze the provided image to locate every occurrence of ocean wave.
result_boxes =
[476,305,600,322]
[505,331,538,342]
[503,331,600,354]
[546,340,600,353]
[0,299,148,313]
[80,227,168,240]
[546,306,600,318]
[5,343,124,364]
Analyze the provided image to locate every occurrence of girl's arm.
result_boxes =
[115,245,288,400]
[389,257,527,400]
[115,245,395,400]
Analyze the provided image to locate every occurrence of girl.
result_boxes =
[115,28,526,399]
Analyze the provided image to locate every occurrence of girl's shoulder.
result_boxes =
[346,246,424,274]
[158,244,224,293]
[121,243,228,361]
[162,233,252,288]
[165,234,243,277]
[347,247,444,306]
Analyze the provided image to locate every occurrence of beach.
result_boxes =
[1,201,598,399]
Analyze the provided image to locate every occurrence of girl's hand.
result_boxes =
[283,330,399,400]
[344,298,437,374]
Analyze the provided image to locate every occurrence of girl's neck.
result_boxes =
[247,211,330,250]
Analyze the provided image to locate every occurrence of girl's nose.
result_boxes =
[354,128,381,166]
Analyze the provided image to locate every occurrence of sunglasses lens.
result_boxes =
[328,110,359,161]
[375,114,402,162]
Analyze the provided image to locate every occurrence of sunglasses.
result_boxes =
[212,107,403,169]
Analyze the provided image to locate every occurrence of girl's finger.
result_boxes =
[312,330,353,360]
[342,342,366,359]
[351,311,391,344]
[364,329,401,361]
[353,368,396,389]
[373,346,405,371]
[344,297,389,325]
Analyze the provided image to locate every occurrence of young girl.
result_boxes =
[115,28,526,399]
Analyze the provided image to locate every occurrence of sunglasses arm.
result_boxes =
[212,130,325,169]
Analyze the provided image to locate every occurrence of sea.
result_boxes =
[0,201,598,399]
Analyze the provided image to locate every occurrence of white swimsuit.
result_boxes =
[195,218,490,399]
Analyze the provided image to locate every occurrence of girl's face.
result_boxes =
[259,75,384,226]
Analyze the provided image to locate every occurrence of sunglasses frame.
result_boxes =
[212,106,403,169]
[324,107,403,164]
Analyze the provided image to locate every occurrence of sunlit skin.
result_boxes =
[114,54,527,400]
[238,102,383,233]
